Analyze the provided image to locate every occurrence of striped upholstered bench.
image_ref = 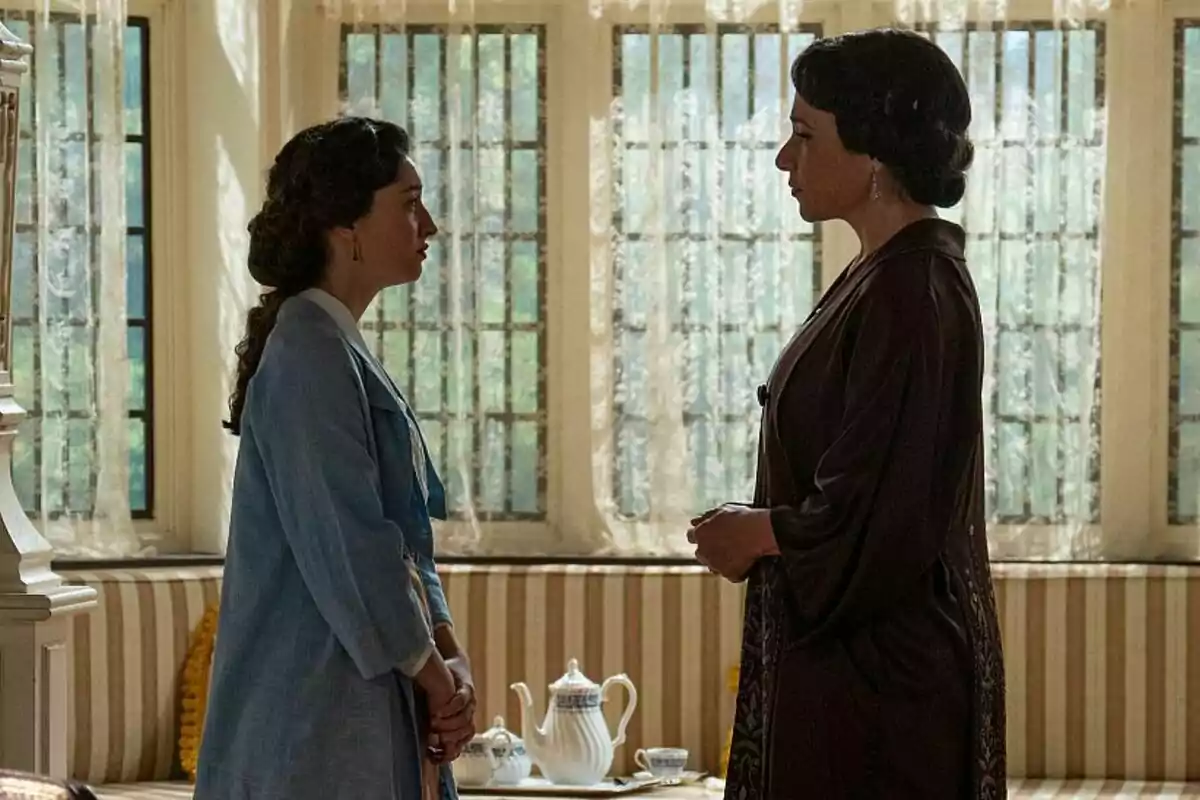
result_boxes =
[60,563,1200,798]
[62,567,222,791]
[86,779,1200,798]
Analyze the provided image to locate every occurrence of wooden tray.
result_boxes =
[458,776,664,797]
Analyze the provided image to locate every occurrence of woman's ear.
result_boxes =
[327,225,357,263]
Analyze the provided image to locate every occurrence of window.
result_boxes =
[339,24,547,521]
[1172,21,1200,523]
[5,13,152,519]
[912,22,1106,526]
[609,25,822,518]
[267,1,1183,559]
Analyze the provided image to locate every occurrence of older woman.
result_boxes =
[688,30,1006,799]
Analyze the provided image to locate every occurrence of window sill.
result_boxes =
[49,553,1200,570]
[52,553,225,570]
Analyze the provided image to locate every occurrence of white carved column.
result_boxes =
[0,23,97,779]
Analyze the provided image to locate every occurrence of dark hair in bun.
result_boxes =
[790,28,974,207]
[224,117,411,435]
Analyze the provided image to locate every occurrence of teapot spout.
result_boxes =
[509,682,548,758]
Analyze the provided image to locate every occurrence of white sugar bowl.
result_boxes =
[481,716,532,786]
[452,721,512,787]
[452,716,530,787]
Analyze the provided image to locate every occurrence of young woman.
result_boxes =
[196,117,473,800]
[689,30,1006,799]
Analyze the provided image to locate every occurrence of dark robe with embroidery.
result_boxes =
[724,219,1006,800]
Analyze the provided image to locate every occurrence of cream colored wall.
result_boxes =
[133,0,1200,559]
[136,0,272,554]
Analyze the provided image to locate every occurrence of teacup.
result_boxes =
[634,747,688,781]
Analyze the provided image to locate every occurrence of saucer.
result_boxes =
[632,770,705,785]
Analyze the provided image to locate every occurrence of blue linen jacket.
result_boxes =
[194,293,457,800]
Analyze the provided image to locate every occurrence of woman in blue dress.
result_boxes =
[196,117,475,800]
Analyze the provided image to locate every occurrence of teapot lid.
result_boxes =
[550,658,598,693]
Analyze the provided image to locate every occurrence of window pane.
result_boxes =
[339,24,548,521]
[911,21,1105,527]
[611,25,822,519]
[3,13,153,519]
[1173,23,1200,521]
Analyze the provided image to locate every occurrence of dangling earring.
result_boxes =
[351,237,362,262]
[870,165,882,202]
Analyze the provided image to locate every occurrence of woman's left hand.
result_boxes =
[445,656,474,701]
[429,656,476,763]
[687,505,778,582]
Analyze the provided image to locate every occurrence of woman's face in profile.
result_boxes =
[355,157,439,287]
[776,93,873,223]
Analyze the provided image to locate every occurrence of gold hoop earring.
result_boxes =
[352,238,362,262]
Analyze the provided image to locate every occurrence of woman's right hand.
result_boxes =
[690,501,752,527]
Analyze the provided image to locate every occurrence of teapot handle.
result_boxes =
[600,674,638,749]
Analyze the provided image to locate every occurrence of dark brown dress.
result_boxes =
[724,219,1006,800]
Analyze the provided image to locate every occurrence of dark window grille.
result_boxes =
[611,25,823,519]
[907,21,1106,525]
[1170,21,1200,522]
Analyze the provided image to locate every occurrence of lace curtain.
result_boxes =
[895,0,1105,560]
[5,0,142,558]
[324,0,1105,558]
[592,7,821,555]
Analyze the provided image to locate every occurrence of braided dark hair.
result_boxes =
[791,29,974,207]
[224,117,411,435]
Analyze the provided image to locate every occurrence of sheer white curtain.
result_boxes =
[6,0,141,557]
[589,4,818,555]
[893,0,1106,559]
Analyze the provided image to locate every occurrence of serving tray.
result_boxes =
[458,776,664,797]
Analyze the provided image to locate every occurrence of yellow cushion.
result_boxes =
[177,604,218,783]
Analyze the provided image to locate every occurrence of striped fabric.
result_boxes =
[1006,781,1200,798]
[61,568,223,786]
[89,779,1200,799]
[60,562,1200,789]
[993,564,1200,781]
[93,782,194,799]
[438,563,1200,782]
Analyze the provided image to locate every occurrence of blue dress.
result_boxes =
[195,291,459,800]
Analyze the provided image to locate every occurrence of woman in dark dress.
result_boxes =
[687,29,1006,799]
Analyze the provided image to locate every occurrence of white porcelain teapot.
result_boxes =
[510,658,638,786]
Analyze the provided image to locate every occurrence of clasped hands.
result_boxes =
[426,656,476,764]
[686,503,778,582]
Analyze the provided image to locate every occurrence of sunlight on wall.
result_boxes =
[216,0,254,90]
[211,140,257,547]
[186,0,264,553]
